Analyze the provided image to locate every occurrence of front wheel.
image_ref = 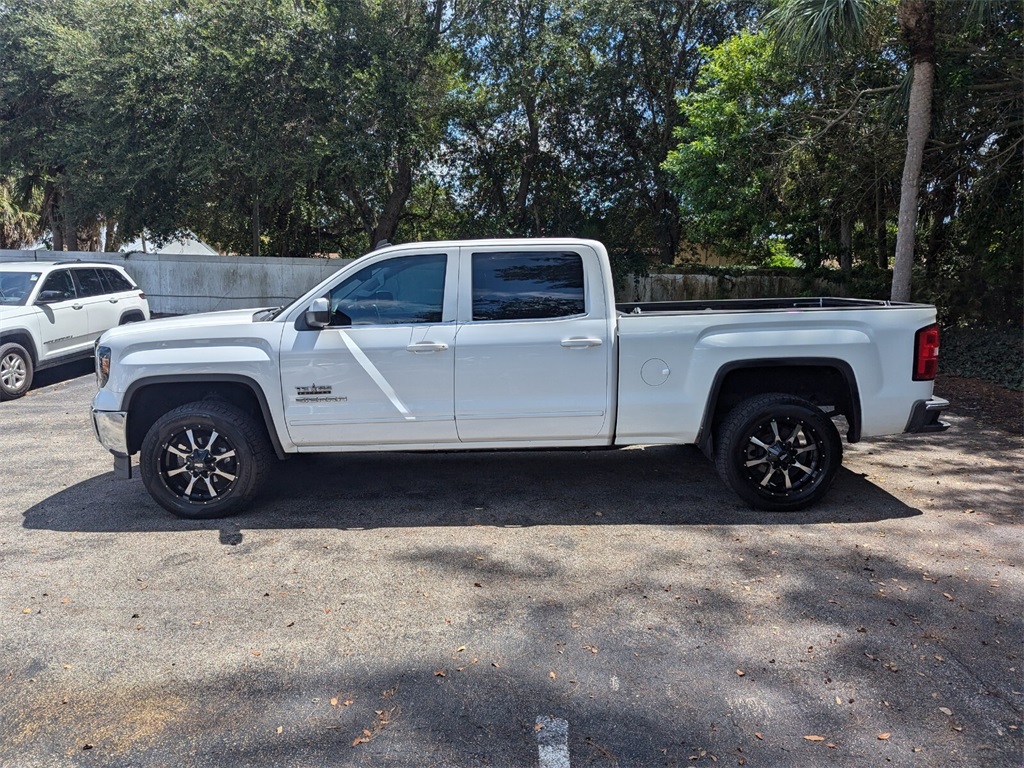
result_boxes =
[140,400,272,519]
[715,393,842,511]
[0,342,34,400]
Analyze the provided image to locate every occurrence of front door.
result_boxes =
[33,269,89,359]
[280,249,459,447]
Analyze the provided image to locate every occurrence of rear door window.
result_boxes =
[471,251,585,321]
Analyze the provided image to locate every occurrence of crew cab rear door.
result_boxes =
[453,244,614,442]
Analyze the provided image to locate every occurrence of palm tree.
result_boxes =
[768,0,936,302]
[0,176,40,249]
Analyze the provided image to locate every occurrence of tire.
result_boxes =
[140,400,273,519]
[715,393,842,512]
[0,342,34,400]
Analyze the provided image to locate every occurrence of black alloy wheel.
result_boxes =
[141,400,272,519]
[715,393,842,511]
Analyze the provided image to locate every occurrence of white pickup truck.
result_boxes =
[91,238,949,518]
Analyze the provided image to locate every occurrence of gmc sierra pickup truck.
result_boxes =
[91,238,949,519]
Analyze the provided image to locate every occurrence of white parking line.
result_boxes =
[536,715,570,768]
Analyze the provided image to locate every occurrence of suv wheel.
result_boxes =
[0,342,33,400]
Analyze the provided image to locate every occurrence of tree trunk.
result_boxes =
[875,177,888,269]
[104,218,122,252]
[370,158,414,248]
[840,213,853,274]
[251,192,261,258]
[892,0,936,302]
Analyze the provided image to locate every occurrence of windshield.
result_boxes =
[0,271,41,306]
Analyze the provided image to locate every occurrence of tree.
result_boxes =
[767,0,936,301]
[0,176,40,248]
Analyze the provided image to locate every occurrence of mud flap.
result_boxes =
[113,454,133,479]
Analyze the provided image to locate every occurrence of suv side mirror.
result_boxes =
[37,290,69,303]
[305,297,331,328]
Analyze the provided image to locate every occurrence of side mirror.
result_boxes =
[37,290,68,303]
[305,297,331,328]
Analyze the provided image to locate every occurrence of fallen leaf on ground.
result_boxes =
[803,735,825,742]
[736,669,745,677]
[939,707,953,716]
[877,733,891,740]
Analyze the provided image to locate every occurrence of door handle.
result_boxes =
[72,303,83,310]
[560,337,602,348]
[108,298,119,303]
[407,341,449,353]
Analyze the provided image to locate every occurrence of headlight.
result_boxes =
[95,345,111,388]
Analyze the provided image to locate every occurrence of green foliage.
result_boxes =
[0,176,40,248]
[939,328,1023,391]
[0,0,1017,331]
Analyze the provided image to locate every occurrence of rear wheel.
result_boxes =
[141,400,272,519]
[0,342,33,400]
[715,393,842,511]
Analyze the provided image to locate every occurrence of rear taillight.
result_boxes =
[913,324,940,381]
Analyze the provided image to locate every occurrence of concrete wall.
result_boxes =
[1,249,819,314]
[0,250,350,315]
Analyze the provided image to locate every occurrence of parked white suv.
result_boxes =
[0,261,150,399]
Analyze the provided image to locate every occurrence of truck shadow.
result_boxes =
[23,445,920,536]
[27,358,94,391]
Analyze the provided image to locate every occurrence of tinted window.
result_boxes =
[326,254,446,326]
[38,270,76,301]
[74,268,107,297]
[472,251,585,321]
[100,268,134,293]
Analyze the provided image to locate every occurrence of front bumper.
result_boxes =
[904,396,951,434]
[92,409,133,478]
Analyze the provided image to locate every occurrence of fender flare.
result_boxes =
[123,373,287,459]
[696,357,862,446]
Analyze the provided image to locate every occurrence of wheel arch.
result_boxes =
[123,375,285,459]
[118,310,146,325]
[0,330,38,365]
[697,358,862,449]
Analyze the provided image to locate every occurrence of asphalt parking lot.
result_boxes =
[1,363,1021,767]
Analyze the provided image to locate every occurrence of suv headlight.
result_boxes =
[95,344,111,388]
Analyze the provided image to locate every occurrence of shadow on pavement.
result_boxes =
[27,357,94,391]
[23,445,920,536]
